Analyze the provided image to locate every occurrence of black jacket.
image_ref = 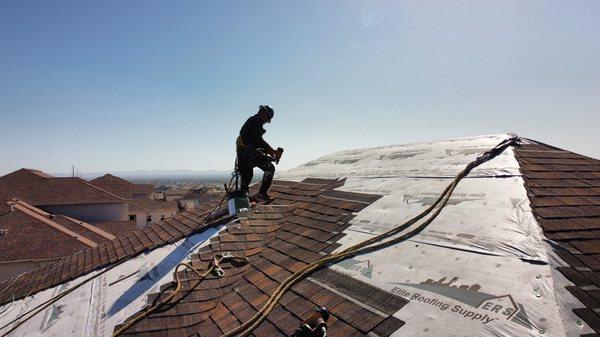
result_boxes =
[239,114,271,150]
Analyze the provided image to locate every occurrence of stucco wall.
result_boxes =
[130,211,147,228]
[147,210,177,225]
[40,202,128,222]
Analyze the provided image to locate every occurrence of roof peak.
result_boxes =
[11,168,54,178]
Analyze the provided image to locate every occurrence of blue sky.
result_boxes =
[1,0,599,175]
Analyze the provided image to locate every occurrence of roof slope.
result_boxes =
[93,221,139,237]
[2,134,599,337]
[113,179,405,337]
[0,169,124,205]
[0,199,128,264]
[129,199,178,212]
[0,199,224,304]
[515,142,600,335]
[0,179,405,337]
[90,174,154,199]
[0,202,92,262]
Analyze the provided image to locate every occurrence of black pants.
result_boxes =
[237,148,275,195]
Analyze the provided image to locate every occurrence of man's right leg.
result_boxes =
[255,152,275,197]
[237,153,254,193]
[257,162,275,196]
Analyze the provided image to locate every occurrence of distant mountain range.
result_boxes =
[52,169,231,180]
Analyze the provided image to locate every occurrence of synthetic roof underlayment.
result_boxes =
[0,134,598,337]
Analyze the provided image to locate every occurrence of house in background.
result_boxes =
[0,169,129,222]
[128,199,178,227]
[163,189,188,202]
[88,173,179,228]
[0,198,136,281]
[90,174,154,200]
[178,187,224,209]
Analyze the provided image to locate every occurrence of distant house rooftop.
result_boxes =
[89,174,154,200]
[163,189,187,196]
[0,169,125,206]
[0,199,130,264]
[128,199,178,212]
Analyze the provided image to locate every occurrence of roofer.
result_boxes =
[236,105,280,201]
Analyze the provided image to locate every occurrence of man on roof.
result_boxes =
[236,105,281,201]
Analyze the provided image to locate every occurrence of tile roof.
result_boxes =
[0,198,227,305]
[0,179,406,337]
[136,183,156,195]
[0,200,114,263]
[113,178,405,337]
[515,142,600,336]
[12,135,600,336]
[0,169,125,206]
[129,199,179,212]
[90,174,154,199]
[94,221,139,237]
[164,189,188,196]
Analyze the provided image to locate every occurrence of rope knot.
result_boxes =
[211,252,249,277]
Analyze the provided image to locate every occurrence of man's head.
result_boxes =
[257,105,274,123]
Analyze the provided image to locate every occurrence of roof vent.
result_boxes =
[0,229,7,237]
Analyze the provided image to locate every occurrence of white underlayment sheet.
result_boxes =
[279,133,592,337]
[281,134,521,180]
[0,134,591,337]
[0,225,224,337]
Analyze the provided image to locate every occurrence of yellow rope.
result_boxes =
[222,137,518,337]
[112,253,249,337]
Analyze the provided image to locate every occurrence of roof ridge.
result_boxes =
[23,168,54,178]
[520,137,598,160]
[74,177,127,202]
[0,198,229,304]
[7,199,98,248]
[515,143,600,336]
[60,215,116,241]
[93,173,137,187]
[10,198,51,216]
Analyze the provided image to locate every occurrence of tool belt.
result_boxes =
[236,136,245,153]
[236,136,259,152]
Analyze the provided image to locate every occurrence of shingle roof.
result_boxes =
[129,199,178,212]
[0,179,405,337]
[0,200,116,263]
[94,221,139,237]
[136,183,156,195]
[3,134,599,337]
[515,142,600,335]
[90,174,154,199]
[0,198,226,305]
[0,169,125,205]
[164,189,188,196]
[112,179,405,337]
